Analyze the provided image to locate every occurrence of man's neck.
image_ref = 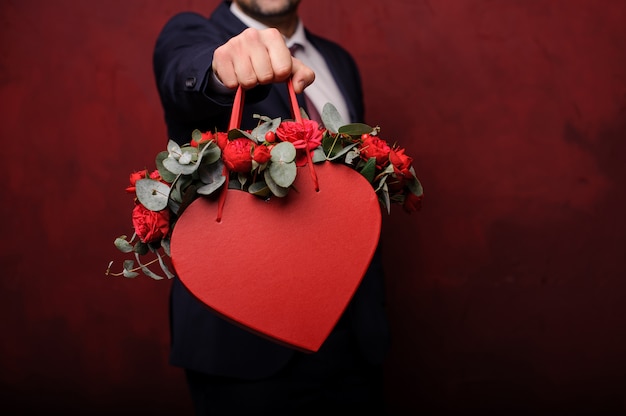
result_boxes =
[231,2,299,37]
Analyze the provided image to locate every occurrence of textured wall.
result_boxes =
[1,0,625,414]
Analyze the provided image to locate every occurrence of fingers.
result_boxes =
[290,57,315,94]
[212,28,314,91]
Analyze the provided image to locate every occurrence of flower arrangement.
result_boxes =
[106,102,423,279]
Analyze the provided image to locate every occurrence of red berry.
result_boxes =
[265,131,276,143]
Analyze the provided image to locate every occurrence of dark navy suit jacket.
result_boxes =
[153,1,389,380]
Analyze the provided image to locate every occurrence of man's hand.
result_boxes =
[212,28,314,94]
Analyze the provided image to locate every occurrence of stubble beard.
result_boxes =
[236,0,301,20]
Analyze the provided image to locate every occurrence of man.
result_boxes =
[153,1,389,414]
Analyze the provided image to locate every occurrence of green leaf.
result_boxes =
[326,142,359,162]
[198,141,221,165]
[191,129,203,144]
[156,250,175,279]
[134,240,150,255]
[122,260,138,278]
[161,238,171,257]
[407,176,424,197]
[311,147,326,163]
[114,236,133,253]
[270,141,296,163]
[196,175,225,195]
[338,123,373,137]
[264,169,290,197]
[163,155,200,175]
[359,157,376,183]
[140,265,164,280]
[344,148,360,165]
[198,159,224,184]
[251,117,281,143]
[196,159,226,195]
[228,128,255,141]
[380,182,391,215]
[162,141,202,175]
[269,160,296,188]
[135,179,170,211]
[322,133,343,158]
[321,103,344,133]
[248,181,270,197]
[156,151,177,183]
[408,166,424,197]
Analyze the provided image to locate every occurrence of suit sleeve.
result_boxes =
[153,12,270,125]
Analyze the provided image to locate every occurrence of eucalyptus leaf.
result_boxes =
[381,182,391,215]
[163,155,202,175]
[228,128,255,141]
[167,140,182,158]
[114,236,133,253]
[135,179,170,211]
[345,148,360,165]
[196,175,226,195]
[270,141,296,163]
[311,147,326,163]
[198,159,224,184]
[321,103,344,133]
[199,142,221,165]
[168,199,181,215]
[248,181,270,197]
[161,238,171,257]
[191,129,203,144]
[134,240,149,256]
[169,186,182,204]
[122,260,138,278]
[269,160,297,188]
[140,265,164,280]
[123,269,139,278]
[253,114,273,123]
[264,169,289,197]
[251,117,281,143]
[407,176,424,197]
[156,250,175,279]
[156,151,177,183]
[338,123,373,137]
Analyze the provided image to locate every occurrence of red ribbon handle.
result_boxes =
[217,79,319,221]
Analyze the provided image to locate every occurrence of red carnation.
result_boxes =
[222,138,254,172]
[253,144,271,165]
[275,119,322,151]
[131,204,170,243]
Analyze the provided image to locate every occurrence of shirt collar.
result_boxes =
[230,2,308,49]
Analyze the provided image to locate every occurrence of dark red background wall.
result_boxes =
[2,0,625,414]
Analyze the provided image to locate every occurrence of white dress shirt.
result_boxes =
[228,2,351,122]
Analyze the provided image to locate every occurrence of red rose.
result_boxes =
[359,135,390,168]
[275,119,322,150]
[388,147,414,191]
[389,147,413,177]
[126,169,148,193]
[222,138,254,172]
[252,144,271,165]
[403,192,423,213]
[149,169,163,181]
[132,204,170,243]
[215,132,229,150]
[190,131,214,147]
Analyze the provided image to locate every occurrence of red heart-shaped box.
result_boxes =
[170,162,381,352]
